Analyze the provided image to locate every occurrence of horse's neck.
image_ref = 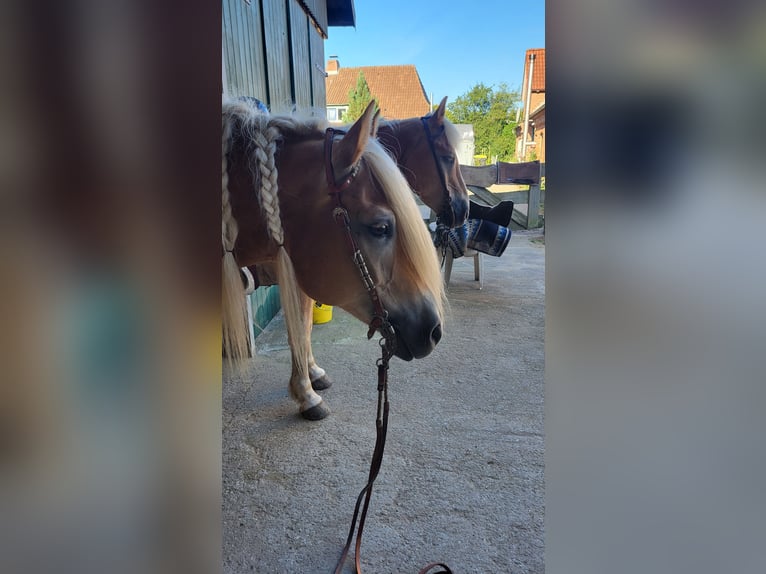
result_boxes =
[377,120,409,162]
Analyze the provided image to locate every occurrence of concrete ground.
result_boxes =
[223,230,545,573]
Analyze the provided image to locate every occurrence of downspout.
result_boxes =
[521,52,535,161]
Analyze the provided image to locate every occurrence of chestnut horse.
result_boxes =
[222,99,445,420]
[241,99,470,416]
[376,96,469,228]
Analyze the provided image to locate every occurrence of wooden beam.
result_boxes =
[527,184,541,228]
[460,164,497,187]
[496,160,541,185]
[467,185,500,206]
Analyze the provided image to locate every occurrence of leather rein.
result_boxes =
[324,128,452,574]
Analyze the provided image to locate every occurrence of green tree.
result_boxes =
[446,82,521,163]
[345,71,376,122]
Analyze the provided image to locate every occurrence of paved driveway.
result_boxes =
[224,231,545,573]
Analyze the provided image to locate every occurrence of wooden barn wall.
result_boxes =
[223,0,326,110]
[313,1,328,36]
[223,0,330,334]
[222,0,267,100]
[309,22,326,110]
[302,0,328,37]
[288,1,312,108]
[262,0,292,112]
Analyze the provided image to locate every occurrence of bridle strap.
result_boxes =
[324,128,394,342]
[325,127,396,574]
[420,115,451,215]
[325,127,359,193]
[326,126,450,574]
[420,115,454,267]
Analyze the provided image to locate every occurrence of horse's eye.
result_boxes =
[441,155,455,165]
[368,223,392,238]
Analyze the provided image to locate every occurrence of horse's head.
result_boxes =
[377,97,469,228]
[274,103,445,360]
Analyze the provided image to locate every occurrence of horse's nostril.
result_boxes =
[430,323,443,345]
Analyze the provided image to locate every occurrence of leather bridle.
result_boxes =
[419,115,453,228]
[323,128,396,349]
[419,116,457,269]
[324,128,452,574]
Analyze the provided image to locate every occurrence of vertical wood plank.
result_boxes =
[312,0,328,37]
[243,0,258,95]
[263,0,292,111]
[249,0,267,100]
[308,25,325,110]
[222,0,268,100]
[222,0,236,94]
[288,0,311,108]
[239,0,254,94]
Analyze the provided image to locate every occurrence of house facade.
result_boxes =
[325,59,431,122]
[515,48,546,162]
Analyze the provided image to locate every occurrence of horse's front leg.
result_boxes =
[305,293,332,391]
[288,292,330,420]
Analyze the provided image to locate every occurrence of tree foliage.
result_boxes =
[345,71,376,122]
[446,82,521,163]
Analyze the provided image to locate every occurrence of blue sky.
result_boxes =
[325,0,545,105]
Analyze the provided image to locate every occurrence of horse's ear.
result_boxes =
[335,100,377,169]
[370,108,381,138]
[430,96,448,127]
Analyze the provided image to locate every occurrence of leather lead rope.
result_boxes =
[325,127,452,574]
[333,346,392,574]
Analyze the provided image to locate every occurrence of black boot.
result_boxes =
[468,200,515,227]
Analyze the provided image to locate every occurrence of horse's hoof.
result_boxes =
[301,402,330,421]
[311,374,333,391]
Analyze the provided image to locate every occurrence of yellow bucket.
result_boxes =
[312,302,333,324]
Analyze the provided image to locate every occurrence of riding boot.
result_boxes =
[468,200,515,227]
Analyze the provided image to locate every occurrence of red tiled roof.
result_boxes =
[326,64,430,119]
[523,48,545,92]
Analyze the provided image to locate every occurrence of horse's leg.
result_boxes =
[289,292,330,420]
[305,293,332,391]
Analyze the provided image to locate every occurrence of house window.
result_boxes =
[327,107,348,122]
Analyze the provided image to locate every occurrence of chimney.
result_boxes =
[326,57,340,75]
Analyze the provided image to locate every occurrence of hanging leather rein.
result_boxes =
[324,128,453,574]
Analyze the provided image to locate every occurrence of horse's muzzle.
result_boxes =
[442,196,469,228]
[389,310,442,361]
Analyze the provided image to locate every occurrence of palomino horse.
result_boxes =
[242,98,470,412]
[222,98,445,420]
